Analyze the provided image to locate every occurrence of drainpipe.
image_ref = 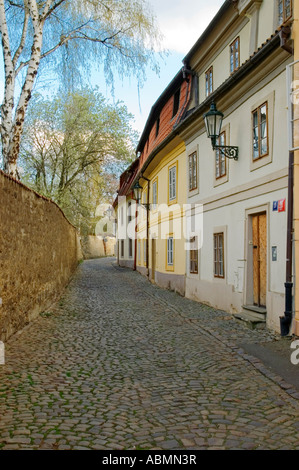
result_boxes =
[280,151,294,336]
[141,174,150,278]
[133,193,138,271]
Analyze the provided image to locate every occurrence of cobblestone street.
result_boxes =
[0,258,298,450]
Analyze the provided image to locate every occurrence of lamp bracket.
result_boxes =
[139,203,151,210]
[213,145,239,160]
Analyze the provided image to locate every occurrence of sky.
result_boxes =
[0,0,225,135]
[93,0,225,134]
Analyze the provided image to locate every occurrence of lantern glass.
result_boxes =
[203,102,224,142]
[133,181,142,202]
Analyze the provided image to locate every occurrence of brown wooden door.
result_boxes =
[252,213,267,307]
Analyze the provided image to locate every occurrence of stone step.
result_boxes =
[242,304,267,318]
[234,309,266,330]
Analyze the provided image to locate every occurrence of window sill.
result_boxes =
[250,154,272,171]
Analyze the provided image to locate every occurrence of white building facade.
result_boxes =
[178,0,294,332]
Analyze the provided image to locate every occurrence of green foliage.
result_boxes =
[20,88,137,234]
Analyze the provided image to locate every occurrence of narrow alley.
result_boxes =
[0,258,298,450]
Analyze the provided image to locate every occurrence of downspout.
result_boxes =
[280,151,294,336]
[141,174,150,278]
[133,194,138,271]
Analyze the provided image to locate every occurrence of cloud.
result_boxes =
[149,0,224,53]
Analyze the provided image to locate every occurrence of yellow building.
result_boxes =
[136,142,187,295]
[133,69,192,295]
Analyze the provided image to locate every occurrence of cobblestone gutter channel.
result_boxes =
[0,258,298,450]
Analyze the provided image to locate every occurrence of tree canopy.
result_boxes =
[0,0,162,176]
[20,88,138,234]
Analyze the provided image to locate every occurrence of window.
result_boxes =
[214,233,224,278]
[252,102,268,161]
[156,116,160,138]
[169,165,176,202]
[167,236,174,267]
[189,152,197,191]
[205,67,213,97]
[230,37,240,74]
[215,131,226,179]
[278,0,292,25]
[190,237,198,274]
[129,239,133,258]
[121,240,124,258]
[120,206,124,226]
[172,88,181,118]
[152,180,157,209]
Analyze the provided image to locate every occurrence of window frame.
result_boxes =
[252,101,269,162]
[166,235,174,270]
[230,36,240,74]
[205,66,213,97]
[278,0,292,25]
[188,151,198,191]
[172,88,181,118]
[189,236,198,275]
[215,131,227,180]
[214,232,225,279]
[168,163,177,204]
[152,178,158,210]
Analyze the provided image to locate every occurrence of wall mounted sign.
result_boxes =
[272,246,277,262]
[273,201,278,211]
[278,199,286,212]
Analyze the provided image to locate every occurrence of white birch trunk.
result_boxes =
[0,0,15,173]
[0,0,44,177]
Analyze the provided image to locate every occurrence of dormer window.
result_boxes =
[172,88,181,118]
[155,116,160,138]
[278,0,292,25]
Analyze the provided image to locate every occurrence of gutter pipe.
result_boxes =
[280,151,294,336]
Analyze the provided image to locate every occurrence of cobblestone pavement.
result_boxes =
[0,258,299,450]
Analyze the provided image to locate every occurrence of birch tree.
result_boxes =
[0,0,161,177]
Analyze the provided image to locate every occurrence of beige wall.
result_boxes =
[0,171,81,341]
[81,235,116,260]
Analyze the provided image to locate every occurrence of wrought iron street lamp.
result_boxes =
[133,180,143,203]
[133,180,150,210]
[203,101,239,160]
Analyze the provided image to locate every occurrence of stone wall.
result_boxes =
[81,235,116,260]
[0,170,82,341]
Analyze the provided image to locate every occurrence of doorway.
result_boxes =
[252,212,267,308]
